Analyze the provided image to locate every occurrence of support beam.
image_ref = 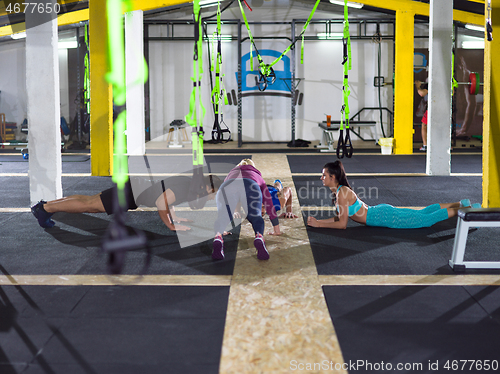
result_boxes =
[125,10,146,155]
[354,0,483,26]
[483,0,500,207]
[89,0,113,176]
[26,0,62,204]
[426,0,453,175]
[0,9,90,37]
[393,9,414,154]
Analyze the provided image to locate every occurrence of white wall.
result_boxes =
[59,48,70,121]
[0,39,70,140]
[0,41,27,135]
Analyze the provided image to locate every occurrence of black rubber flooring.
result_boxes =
[291,155,489,275]
[304,211,500,275]
[288,154,483,174]
[324,285,500,374]
[293,175,482,207]
[0,155,90,163]
[127,155,252,175]
[0,285,229,374]
[0,154,251,275]
[295,175,496,275]
[2,150,498,372]
[0,155,252,177]
[2,210,239,276]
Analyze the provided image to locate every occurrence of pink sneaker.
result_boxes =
[212,235,224,260]
[253,233,269,260]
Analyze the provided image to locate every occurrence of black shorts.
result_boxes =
[100,181,138,215]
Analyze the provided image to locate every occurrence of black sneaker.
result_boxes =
[31,201,55,228]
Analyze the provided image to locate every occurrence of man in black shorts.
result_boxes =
[31,174,222,231]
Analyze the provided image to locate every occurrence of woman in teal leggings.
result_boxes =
[306,161,477,229]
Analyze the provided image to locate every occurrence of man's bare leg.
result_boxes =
[43,194,106,214]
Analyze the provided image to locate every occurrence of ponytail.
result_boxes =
[323,161,351,206]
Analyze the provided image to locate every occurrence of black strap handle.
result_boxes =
[336,129,345,159]
[344,127,353,158]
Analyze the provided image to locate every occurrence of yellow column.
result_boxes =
[483,0,500,207]
[89,0,113,176]
[393,10,415,154]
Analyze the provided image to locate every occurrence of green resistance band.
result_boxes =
[237,0,321,77]
[337,0,353,159]
[211,1,228,111]
[451,51,458,91]
[105,0,149,206]
[185,0,206,169]
[340,0,352,132]
[451,30,458,92]
[237,0,263,73]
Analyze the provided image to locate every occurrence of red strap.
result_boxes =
[243,0,252,11]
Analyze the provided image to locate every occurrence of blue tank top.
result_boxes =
[267,185,281,212]
[336,185,362,216]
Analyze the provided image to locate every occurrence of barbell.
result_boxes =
[456,72,483,95]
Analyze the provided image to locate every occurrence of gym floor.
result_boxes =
[1,143,499,374]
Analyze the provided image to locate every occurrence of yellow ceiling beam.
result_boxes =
[359,0,484,25]
[359,0,429,13]
[0,8,89,37]
[129,0,189,13]
[0,0,83,18]
[0,0,189,37]
[57,7,89,25]
[453,8,484,26]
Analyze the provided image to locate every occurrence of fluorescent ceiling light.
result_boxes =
[11,32,26,40]
[58,40,78,49]
[204,35,232,42]
[465,24,485,33]
[317,32,344,40]
[329,0,364,9]
[199,0,219,7]
[462,40,484,49]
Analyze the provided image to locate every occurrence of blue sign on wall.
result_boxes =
[414,52,427,73]
[236,49,291,93]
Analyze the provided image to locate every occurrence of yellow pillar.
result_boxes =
[89,0,113,176]
[483,0,500,207]
[393,10,415,154]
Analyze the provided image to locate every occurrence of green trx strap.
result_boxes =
[264,0,321,69]
[102,0,149,274]
[451,51,458,91]
[210,1,227,110]
[237,0,265,74]
[106,0,129,204]
[185,0,205,163]
[337,0,353,159]
[210,1,231,143]
[186,0,209,209]
[237,0,321,90]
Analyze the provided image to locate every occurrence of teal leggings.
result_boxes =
[366,203,449,229]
